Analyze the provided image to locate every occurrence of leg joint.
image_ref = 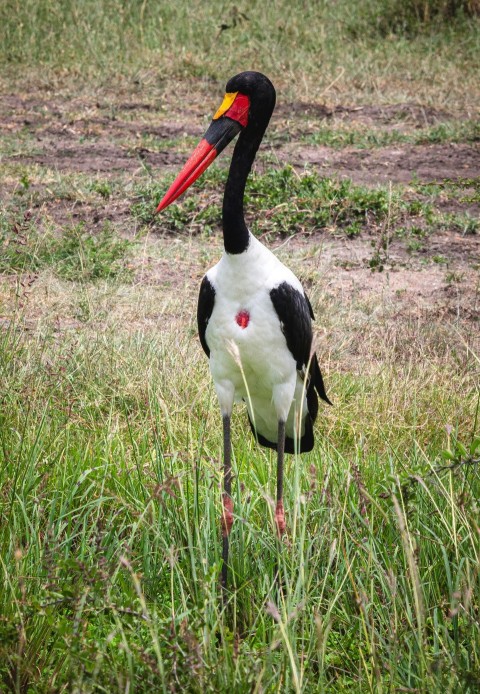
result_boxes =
[222,494,234,537]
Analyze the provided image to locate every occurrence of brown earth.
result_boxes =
[2,94,479,184]
[0,91,479,328]
[286,142,479,186]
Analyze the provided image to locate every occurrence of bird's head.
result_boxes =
[156,71,276,213]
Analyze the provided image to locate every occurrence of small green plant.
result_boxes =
[445,270,464,284]
[88,180,113,199]
[368,250,385,271]
[458,214,478,235]
[439,431,480,469]
[436,212,479,235]
[411,178,480,203]
[407,238,424,252]
[19,172,30,191]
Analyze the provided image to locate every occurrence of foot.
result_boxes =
[275,500,286,536]
[222,494,234,537]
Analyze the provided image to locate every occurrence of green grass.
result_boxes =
[303,120,480,149]
[0,209,134,281]
[136,166,459,241]
[1,0,479,108]
[0,300,479,692]
[1,1,479,690]
[411,177,480,204]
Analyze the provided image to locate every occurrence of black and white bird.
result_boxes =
[157,71,331,590]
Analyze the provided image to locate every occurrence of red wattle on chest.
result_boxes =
[235,310,250,329]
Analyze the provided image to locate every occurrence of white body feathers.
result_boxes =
[204,234,309,445]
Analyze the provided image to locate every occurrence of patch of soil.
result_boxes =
[284,142,480,185]
[343,103,455,127]
[327,264,479,323]
[276,102,454,127]
[1,90,479,328]
[2,92,478,183]
[426,231,479,263]
[24,141,185,174]
[35,198,133,230]
[276,233,479,330]
[1,92,200,175]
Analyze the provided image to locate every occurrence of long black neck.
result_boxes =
[222,130,263,255]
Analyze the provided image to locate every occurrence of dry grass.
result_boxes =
[1,0,479,110]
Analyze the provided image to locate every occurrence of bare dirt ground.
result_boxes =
[289,141,479,186]
[1,89,479,328]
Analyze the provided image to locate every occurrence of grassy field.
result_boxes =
[1,0,480,109]
[1,1,480,692]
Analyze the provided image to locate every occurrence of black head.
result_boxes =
[156,71,276,223]
[225,71,276,135]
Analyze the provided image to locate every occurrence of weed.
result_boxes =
[445,270,465,283]
[88,180,113,200]
[407,238,425,252]
[411,177,480,202]
[436,212,480,235]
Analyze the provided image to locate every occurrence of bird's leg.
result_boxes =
[221,414,233,594]
[275,419,286,536]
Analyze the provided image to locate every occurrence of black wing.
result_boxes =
[305,294,315,320]
[270,281,332,407]
[309,351,332,407]
[197,276,215,357]
[270,281,313,370]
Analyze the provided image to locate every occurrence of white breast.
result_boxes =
[204,233,308,441]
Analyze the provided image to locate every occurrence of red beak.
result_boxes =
[156,117,243,213]
[156,139,218,213]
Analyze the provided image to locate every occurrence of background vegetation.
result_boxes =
[0,1,479,692]
[0,0,479,107]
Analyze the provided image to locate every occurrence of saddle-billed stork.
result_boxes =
[157,71,331,591]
